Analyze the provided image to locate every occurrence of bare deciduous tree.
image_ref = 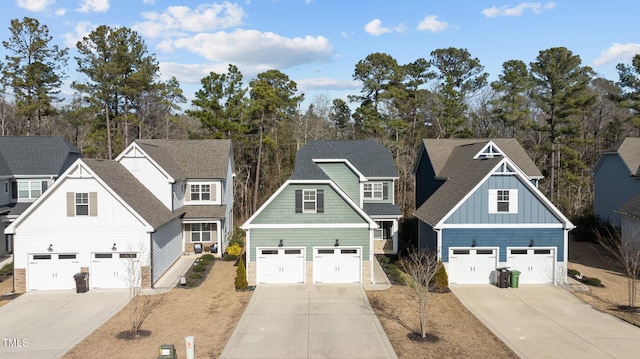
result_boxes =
[124,248,164,337]
[398,247,439,339]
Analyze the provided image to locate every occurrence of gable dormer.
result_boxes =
[474,141,504,159]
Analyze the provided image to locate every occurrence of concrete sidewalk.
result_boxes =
[0,289,130,359]
[142,253,199,294]
[452,284,640,359]
[221,285,398,359]
[363,256,391,291]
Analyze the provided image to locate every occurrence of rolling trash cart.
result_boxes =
[496,267,511,288]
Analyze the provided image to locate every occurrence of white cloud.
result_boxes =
[16,0,54,12]
[77,0,109,13]
[417,15,449,32]
[164,29,333,69]
[62,21,96,48]
[55,8,67,16]
[143,0,155,4]
[482,2,556,17]
[159,62,230,84]
[593,43,640,67]
[296,78,361,91]
[364,19,391,36]
[134,2,245,38]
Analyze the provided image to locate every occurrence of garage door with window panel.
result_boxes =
[91,252,140,289]
[313,247,361,283]
[507,248,555,284]
[448,248,498,284]
[28,253,79,291]
[256,248,305,284]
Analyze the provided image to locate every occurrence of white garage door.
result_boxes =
[448,248,498,284]
[313,247,361,283]
[507,248,555,284]
[28,253,79,291]
[256,248,305,284]
[91,252,140,289]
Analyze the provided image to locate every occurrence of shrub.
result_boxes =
[379,256,390,265]
[235,257,248,291]
[583,277,602,287]
[568,269,581,277]
[229,226,246,248]
[224,254,238,261]
[431,261,449,292]
[227,243,243,257]
[197,258,210,266]
[0,263,12,276]
[192,265,207,272]
[200,254,215,261]
[188,273,202,279]
[390,267,406,285]
[186,280,195,287]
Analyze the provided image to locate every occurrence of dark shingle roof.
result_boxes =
[134,139,232,180]
[290,140,398,180]
[84,159,181,228]
[182,205,227,220]
[617,191,640,218]
[0,136,81,176]
[414,139,541,226]
[363,203,401,216]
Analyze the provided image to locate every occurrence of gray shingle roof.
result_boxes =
[363,203,401,216]
[414,139,541,226]
[615,137,640,176]
[182,205,227,220]
[290,140,398,180]
[134,139,232,180]
[0,136,82,176]
[84,159,182,228]
[617,191,640,218]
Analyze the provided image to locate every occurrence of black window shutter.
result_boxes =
[317,189,324,213]
[11,181,17,199]
[383,182,389,200]
[295,189,302,213]
[42,181,48,192]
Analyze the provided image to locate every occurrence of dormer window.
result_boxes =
[364,183,383,199]
[188,183,217,202]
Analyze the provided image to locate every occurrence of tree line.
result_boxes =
[2,17,640,222]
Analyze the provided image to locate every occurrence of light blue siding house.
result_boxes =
[592,137,640,226]
[413,139,574,285]
[242,140,401,285]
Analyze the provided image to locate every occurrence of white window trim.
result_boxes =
[187,182,219,203]
[75,192,89,216]
[302,189,317,213]
[18,180,42,199]
[190,223,216,242]
[363,182,383,200]
[488,189,518,214]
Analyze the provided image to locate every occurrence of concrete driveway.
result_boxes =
[0,289,130,359]
[221,285,397,359]
[452,285,640,359]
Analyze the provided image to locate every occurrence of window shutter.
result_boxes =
[317,189,324,213]
[89,192,98,216]
[509,189,518,214]
[41,181,48,193]
[211,183,217,202]
[11,181,17,200]
[295,190,302,213]
[488,189,497,213]
[185,184,191,201]
[383,182,388,200]
[66,192,74,216]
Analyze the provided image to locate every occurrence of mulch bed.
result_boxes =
[177,255,215,288]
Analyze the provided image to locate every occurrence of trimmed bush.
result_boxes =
[192,265,207,272]
[200,254,215,261]
[224,254,238,261]
[583,277,603,287]
[188,273,202,279]
[568,268,581,277]
[197,258,210,266]
[0,263,12,276]
[431,261,449,292]
[227,243,243,257]
[235,257,248,290]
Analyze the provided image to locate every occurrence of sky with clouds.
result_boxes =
[2,0,640,108]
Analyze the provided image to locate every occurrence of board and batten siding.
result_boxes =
[151,217,182,284]
[11,174,151,270]
[445,175,561,225]
[316,163,360,203]
[248,227,370,262]
[441,228,565,263]
[594,155,640,225]
[118,155,173,210]
[250,184,366,225]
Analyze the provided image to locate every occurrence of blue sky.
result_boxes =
[2,0,640,109]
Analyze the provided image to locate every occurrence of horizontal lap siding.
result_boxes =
[594,155,639,225]
[249,228,370,262]
[151,218,182,284]
[251,184,366,224]
[317,163,360,203]
[446,175,561,225]
[442,228,564,262]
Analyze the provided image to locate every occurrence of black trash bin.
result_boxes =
[496,267,511,288]
[74,272,89,293]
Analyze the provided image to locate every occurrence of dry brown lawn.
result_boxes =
[63,260,252,359]
[0,275,15,307]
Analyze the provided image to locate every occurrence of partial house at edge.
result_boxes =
[617,192,640,250]
[242,140,401,285]
[0,136,82,256]
[413,139,574,285]
[592,137,640,226]
[6,139,235,292]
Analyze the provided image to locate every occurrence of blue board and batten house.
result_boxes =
[242,140,401,285]
[413,139,574,285]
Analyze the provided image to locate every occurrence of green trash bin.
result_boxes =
[510,270,521,288]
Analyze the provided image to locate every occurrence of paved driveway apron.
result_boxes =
[0,290,130,359]
[221,285,397,359]
[452,285,640,359]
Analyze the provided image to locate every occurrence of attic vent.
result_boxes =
[474,142,503,159]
